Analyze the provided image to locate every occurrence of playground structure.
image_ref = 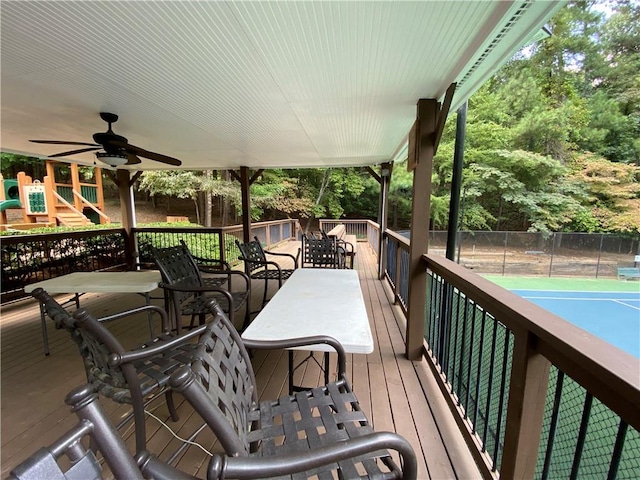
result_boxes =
[0,161,109,231]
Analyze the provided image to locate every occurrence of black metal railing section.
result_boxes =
[383,230,410,312]
[426,271,514,472]
[1,220,300,304]
[420,253,639,479]
[535,368,639,479]
[0,228,127,303]
[134,227,226,265]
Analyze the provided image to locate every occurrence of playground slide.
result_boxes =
[0,199,22,211]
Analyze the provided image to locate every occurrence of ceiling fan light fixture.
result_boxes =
[95,151,128,167]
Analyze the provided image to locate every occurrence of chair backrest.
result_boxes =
[169,300,257,457]
[30,288,137,403]
[152,243,204,299]
[10,384,144,480]
[302,234,345,268]
[235,237,267,274]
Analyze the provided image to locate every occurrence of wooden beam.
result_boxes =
[434,83,456,155]
[365,166,381,184]
[228,169,241,182]
[377,162,392,279]
[116,169,137,269]
[500,330,551,480]
[249,169,265,185]
[128,171,143,187]
[406,99,438,360]
[103,170,119,187]
[240,166,251,243]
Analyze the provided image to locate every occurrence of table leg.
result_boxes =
[324,351,330,385]
[145,293,154,340]
[39,302,50,356]
[288,351,294,395]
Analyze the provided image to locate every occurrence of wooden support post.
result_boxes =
[406,99,437,360]
[95,166,107,223]
[377,162,392,279]
[43,175,57,225]
[70,163,83,212]
[240,166,251,243]
[500,330,551,479]
[116,169,137,269]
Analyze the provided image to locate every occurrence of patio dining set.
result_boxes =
[11,233,416,480]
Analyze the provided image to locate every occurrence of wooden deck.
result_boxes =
[0,240,479,479]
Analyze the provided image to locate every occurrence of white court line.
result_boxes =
[613,299,640,311]
[523,296,636,301]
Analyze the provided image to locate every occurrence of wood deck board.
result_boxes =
[1,239,479,478]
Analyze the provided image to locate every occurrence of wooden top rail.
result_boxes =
[326,224,346,240]
[424,253,640,431]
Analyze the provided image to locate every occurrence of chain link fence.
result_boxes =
[426,231,639,278]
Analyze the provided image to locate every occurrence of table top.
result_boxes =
[24,271,162,294]
[242,269,373,354]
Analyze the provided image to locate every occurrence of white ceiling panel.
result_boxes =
[1,1,566,171]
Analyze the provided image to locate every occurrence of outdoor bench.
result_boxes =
[617,267,640,280]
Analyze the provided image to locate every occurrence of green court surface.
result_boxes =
[483,275,640,292]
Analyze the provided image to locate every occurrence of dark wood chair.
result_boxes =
[169,299,418,479]
[302,233,347,268]
[235,236,300,308]
[153,241,251,331]
[29,287,219,457]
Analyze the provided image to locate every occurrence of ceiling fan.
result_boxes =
[30,112,182,168]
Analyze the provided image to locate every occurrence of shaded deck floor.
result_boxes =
[1,240,479,479]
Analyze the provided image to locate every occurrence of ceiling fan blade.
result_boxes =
[49,147,101,158]
[110,141,182,166]
[126,153,142,165]
[30,140,100,147]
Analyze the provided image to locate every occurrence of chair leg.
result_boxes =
[241,304,251,331]
[165,391,179,422]
[261,278,269,308]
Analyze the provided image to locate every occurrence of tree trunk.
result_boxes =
[204,170,213,227]
[304,169,331,235]
[222,170,231,226]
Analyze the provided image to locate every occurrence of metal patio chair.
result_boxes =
[302,233,347,268]
[169,299,418,479]
[9,384,145,480]
[9,383,203,480]
[235,235,300,308]
[153,242,251,331]
[29,287,222,457]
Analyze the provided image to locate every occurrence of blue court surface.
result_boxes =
[512,290,640,359]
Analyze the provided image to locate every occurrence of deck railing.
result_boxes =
[0,219,299,303]
[0,228,128,303]
[378,228,640,479]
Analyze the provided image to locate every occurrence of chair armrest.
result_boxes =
[239,257,285,274]
[242,335,347,377]
[196,268,251,292]
[211,432,417,480]
[262,249,299,268]
[137,451,198,480]
[108,324,209,366]
[160,282,236,298]
[191,256,232,271]
[97,304,172,334]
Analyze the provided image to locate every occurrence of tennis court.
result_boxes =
[484,276,640,359]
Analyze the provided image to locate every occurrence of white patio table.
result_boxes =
[242,268,373,393]
[25,271,162,355]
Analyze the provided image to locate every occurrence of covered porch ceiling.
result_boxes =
[1,1,564,171]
